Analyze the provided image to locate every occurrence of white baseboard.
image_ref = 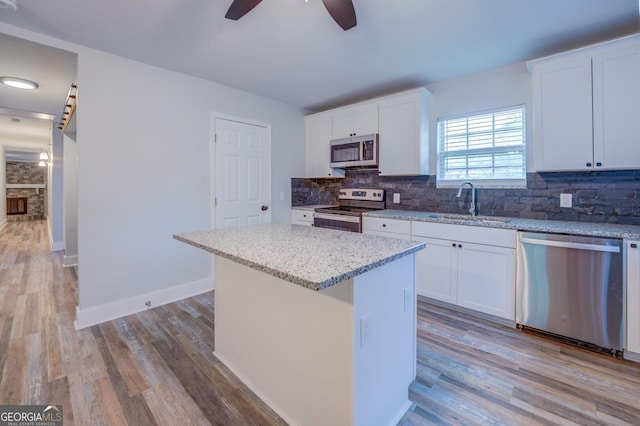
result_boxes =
[46,218,65,252]
[63,254,78,267]
[74,276,214,329]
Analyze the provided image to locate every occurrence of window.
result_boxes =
[437,105,526,187]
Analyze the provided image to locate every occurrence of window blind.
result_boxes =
[437,105,526,187]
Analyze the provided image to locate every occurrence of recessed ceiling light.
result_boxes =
[0,76,39,90]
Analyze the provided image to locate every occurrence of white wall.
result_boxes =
[426,62,533,172]
[0,144,6,230]
[0,23,306,325]
[63,132,78,266]
[48,127,64,250]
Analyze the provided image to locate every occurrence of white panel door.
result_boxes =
[214,117,271,229]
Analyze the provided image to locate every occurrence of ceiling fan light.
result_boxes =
[40,152,49,160]
[0,0,17,11]
[0,76,39,90]
[38,160,46,167]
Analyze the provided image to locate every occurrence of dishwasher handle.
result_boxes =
[519,236,620,253]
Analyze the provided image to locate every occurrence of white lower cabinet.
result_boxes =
[291,209,314,226]
[362,217,411,240]
[412,221,516,321]
[627,240,640,355]
[456,242,515,319]
[412,236,457,304]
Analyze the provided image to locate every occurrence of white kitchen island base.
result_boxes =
[214,254,416,426]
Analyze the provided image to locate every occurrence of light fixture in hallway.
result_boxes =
[0,76,38,90]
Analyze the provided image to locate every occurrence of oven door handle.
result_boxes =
[313,213,361,223]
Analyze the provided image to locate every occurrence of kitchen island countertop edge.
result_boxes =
[174,223,425,291]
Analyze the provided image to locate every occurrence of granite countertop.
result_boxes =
[174,223,425,291]
[292,204,337,211]
[365,209,640,240]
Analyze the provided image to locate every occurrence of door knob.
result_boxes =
[261,205,269,211]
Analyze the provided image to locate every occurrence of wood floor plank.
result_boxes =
[91,325,157,426]
[97,321,149,396]
[82,376,128,426]
[0,335,28,403]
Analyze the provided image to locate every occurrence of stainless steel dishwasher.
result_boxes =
[516,232,624,355]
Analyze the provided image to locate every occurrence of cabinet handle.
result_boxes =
[458,244,463,249]
[586,162,592,167]
[382,223,387,227]
[303,214,307,218]
[632,243,638,249]
[596,162,602,167]
[452,243,457,247]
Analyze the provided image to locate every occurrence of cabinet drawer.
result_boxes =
[363,217,411,236]
[411,221,516,248]
[292,209,314,223]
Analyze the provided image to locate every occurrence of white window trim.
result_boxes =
[436,104,526,189]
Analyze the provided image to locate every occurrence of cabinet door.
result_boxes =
[532,56,593,171]
[456,242,515,320]
[592,44,640,170]
[305,113,344,178]
[627,241,640,354]
[413,236,457,304]
[332,103,379,139]
[291,209,313,226]
[378,89,429,175]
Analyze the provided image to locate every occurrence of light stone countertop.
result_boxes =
[365,209,640,240]
[174,223,425,291]
[291,204,337,211]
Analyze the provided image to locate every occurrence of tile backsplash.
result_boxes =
[292,170,640,225]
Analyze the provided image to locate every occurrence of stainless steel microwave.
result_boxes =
[330,134,379,168]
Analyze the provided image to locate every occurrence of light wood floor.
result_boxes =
[2,220,640,425]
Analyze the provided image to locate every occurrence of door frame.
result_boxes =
[209,112,272,229]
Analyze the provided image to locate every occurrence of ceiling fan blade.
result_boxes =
[225,0,263,20]
[321,0,357,31]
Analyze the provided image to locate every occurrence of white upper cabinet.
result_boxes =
[305,112,345,178]
[331,103,379,139]
[529,34,640,172]
[592,44,640,170]
[531,56,593,171]
[378,88,430,176]
[304,87,430,178]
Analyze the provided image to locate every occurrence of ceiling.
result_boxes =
[0,0,638,114]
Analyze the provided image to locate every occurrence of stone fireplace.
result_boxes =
[5,161,46,222]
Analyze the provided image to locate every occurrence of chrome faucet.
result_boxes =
[457,181,478,216]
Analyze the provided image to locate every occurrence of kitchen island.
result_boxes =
[174,224,425,426]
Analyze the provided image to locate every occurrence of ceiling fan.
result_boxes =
[225,0,357,31]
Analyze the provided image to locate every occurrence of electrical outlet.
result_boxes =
[360,314,371,347]
[404,286,413,313]
[560,193,572,208]
[393,193,400,203]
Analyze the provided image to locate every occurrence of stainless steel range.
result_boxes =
[314,188,385,233]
